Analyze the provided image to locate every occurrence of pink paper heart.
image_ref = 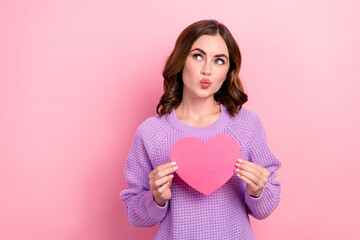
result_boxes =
[170,135,241,196]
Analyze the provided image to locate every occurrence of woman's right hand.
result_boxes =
[149,162,178,206]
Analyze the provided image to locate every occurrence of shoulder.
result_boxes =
[135,114,170,142]
[230,106,262,129]
[131,114,170,161]
[225,106,265,143]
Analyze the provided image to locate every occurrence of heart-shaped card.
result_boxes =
[170,135,241,196]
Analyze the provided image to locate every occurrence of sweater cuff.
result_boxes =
[244,182,275,219]
[145,191,169,219]
[245,181,268,203]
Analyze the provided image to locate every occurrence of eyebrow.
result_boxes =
[190,48,229,61]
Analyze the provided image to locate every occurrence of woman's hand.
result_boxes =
[235,159,270,198]
[149,162,178,206]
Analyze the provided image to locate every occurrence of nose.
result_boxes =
[200,60,211,76]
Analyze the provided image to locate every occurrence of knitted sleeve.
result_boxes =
[119,124,169,227]
[244,114,281,220]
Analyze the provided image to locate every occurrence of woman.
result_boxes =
[120,19,281,239]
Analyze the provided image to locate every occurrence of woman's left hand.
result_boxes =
[235,158,270,198]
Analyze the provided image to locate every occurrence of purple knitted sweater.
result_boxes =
[120,104,281,239]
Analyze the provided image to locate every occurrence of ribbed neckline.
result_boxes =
[166,103,232,137]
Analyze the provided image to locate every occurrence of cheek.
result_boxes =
[182,60,198,81]
[214,68,229,82]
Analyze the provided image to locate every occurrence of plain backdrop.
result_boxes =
[1,0,360,239]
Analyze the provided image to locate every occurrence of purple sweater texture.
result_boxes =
[120,104,281,239]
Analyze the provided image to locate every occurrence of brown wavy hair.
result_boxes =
[156,19,248,117]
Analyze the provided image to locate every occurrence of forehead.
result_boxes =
[190,34,229,56]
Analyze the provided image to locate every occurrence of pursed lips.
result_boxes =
[200,78,211,89]
[200,78,211,84]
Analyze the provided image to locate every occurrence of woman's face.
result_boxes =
[182,33,230,101]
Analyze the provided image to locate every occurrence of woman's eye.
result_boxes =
[193,54,203,61]
[215,59,225,65]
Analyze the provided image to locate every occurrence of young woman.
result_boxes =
[120,19,281,239]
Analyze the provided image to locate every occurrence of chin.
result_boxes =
[183,87,215,99]
[194,91,215,99]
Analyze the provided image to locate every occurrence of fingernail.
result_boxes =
[170,174,174,178]
[171,162,176,165]
[237,159,243,163]
[173,166,178,170]
[235,163,240,167]
[235,168,240,173]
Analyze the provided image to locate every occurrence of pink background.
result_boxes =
[1,1,359,239]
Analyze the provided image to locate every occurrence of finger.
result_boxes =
[237,173,258,189]
[153,174,174,188]
[154,165,178,180]
[236,159,269,179]
[236,162,264,179]
[157,181,171,193]
[236,169,263,187]
[237,158,263,169]
[150,162,177,178]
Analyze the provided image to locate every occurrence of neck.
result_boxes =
[175,97,220,120]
